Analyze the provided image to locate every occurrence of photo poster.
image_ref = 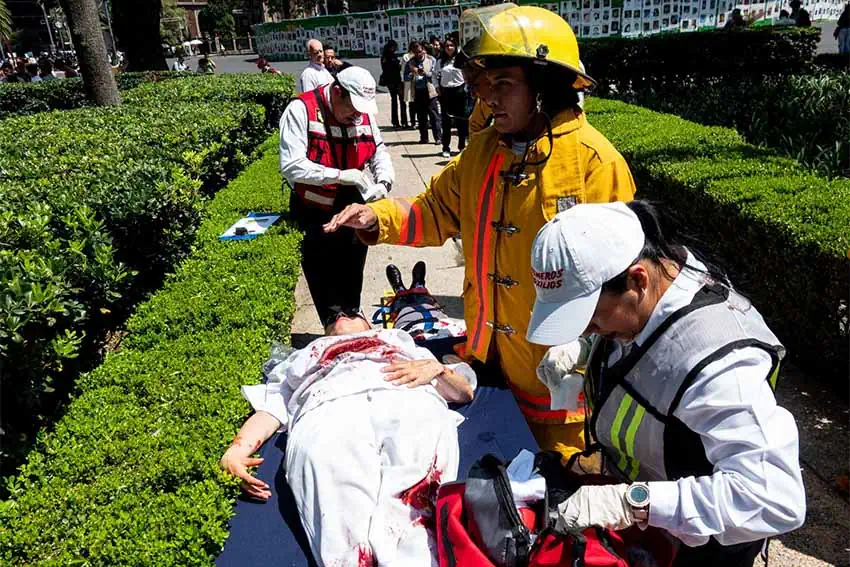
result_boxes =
[255,0,842,61]
[523,0,621,37]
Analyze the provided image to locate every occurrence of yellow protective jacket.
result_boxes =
[364,109,635,456]
[468,99,493,136]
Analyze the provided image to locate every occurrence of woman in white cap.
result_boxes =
[526,200,805,567]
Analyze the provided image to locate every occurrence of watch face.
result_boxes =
[628,484,650,506]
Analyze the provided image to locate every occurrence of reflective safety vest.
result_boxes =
[585,283,784,483]
[294,87,377,211]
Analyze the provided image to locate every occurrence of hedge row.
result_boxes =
[580,28,848,178]
[0,136,302,565]
[580,27,820,91]
[0,99,271,472]
[585,98,849,382]
[0,71,192,119]
[596,70,850,179]
[0,71,296,128]
[122,73,295,130]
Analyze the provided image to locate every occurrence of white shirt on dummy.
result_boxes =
[299,62,333,93]
[241,328,477,431]
[278,84,395,189]
[605,251,805,547]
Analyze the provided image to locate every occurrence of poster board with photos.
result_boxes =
[255,0,841,60]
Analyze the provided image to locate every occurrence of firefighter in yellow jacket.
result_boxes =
[325,3,635,461]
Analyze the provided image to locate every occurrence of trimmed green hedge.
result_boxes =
[0,102,267,471]
[580,27,820,92]
[580,28,847,178]
[0,136,301,565]
[0,71,193,119]
[585,98,849,382]
[123,73,296,130]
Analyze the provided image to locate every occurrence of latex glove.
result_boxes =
[337,168,370,188]
[359,181,388,203]
[555,484,634,532]
[537,339,590,411]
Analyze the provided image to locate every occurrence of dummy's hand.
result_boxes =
[337,168,370,188]
[555,484,634,532]
[220,443,271,501]
[536,340,590,411]
[323,203,378,233]
[382,359,444,388]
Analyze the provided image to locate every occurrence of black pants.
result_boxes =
[414,88,441,142]
[672,537,764,567]
[388,84,406,127]
[291,192,368,328]
[439,86,469,153]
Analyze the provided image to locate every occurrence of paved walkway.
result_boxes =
[287,92,849,567]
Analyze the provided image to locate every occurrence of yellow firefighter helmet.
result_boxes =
[460,3,594,89]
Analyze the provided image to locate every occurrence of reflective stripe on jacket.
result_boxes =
[294,87,377,210]
[585,284,784,482]
[363,108,635,426]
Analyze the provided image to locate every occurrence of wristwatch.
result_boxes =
[625,482,650,524]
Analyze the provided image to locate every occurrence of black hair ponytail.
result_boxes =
[602,200,729,293]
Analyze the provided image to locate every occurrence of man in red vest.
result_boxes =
[279,66,395,332]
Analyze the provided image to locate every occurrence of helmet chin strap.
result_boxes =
[500,92,555,186]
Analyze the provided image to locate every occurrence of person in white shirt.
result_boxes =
[299,38,333,93]
[434,38,468,158]
[220,314,476,567]
[527,201,805,567]
[279,65,395,331]
[171,56,188,72]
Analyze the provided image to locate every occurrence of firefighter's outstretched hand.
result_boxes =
[324,204,378,233]
[382,359,444,388]
[220,445,271,501]
[555,484,634,532]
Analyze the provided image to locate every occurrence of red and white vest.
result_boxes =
[294,86,377,211]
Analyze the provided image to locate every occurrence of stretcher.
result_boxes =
[216,340,539,567]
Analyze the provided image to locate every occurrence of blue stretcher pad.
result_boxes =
[216,384,540,566]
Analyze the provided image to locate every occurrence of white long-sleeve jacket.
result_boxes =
[605,255,806,546]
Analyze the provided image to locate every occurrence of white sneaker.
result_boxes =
[441,150,450,158]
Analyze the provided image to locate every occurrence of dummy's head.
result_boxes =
[324,309,371,336]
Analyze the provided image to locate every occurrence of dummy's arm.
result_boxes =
[382,359,474,403]
[219,411,281,501]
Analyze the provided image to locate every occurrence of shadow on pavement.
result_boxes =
[431,294,464,319]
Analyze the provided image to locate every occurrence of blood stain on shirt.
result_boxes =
[318,336,400,366]
[398,456,443,512]
[357,544,377,567]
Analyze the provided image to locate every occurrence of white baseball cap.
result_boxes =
[526,202,646,346]
[336,66,379,116]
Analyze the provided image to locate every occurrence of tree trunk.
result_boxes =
[59,0,120,106]
[112,0,168,71]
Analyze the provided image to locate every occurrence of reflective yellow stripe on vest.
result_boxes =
[610,392,645,481]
